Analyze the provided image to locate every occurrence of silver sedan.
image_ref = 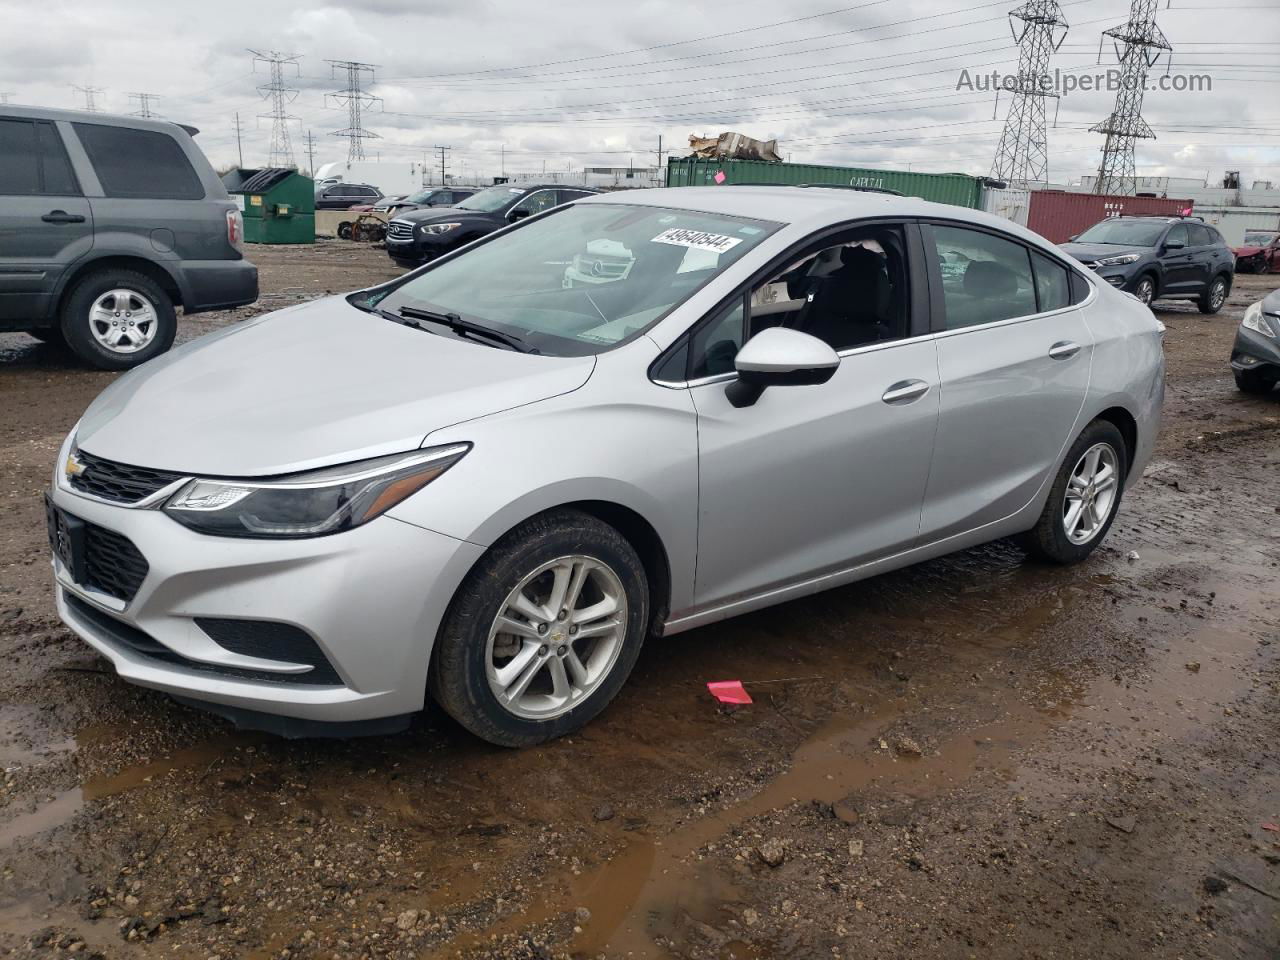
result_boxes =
[47,186,1164,746]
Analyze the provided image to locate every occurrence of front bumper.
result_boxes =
[47,451,484,725]
[1230,325,1280,376]
[384,231,459,265]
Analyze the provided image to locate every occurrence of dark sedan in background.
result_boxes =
[314,182,383,210]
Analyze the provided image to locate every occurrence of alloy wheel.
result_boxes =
[1063,443,1120,545]
[89,289,158,354]
[485,555,628,720]
[1135,279,1155,305]
[1210,278,1227,309]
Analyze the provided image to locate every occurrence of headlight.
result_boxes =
[423,222,461,235]
[1095,253,1141,266]
[163,444,470,539]
[1241,301,1276,339]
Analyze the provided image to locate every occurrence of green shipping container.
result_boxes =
[223,168,316,244]
[665,157,985,210]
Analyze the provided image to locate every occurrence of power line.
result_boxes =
[1091,0,1171,195]
[73,85,104,112]
[326,60,381,162]
[249,49,301,168]
[128,92,161,118]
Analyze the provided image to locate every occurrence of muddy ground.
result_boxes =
[0,245,1277,960]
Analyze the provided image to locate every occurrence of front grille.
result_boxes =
[196,618,343,684]
[83,523,149,603]
[387,220,414,241]
[70,450,184,504]
[65,595,343,687]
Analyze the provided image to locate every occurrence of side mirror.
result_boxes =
[1163,240,1185,251]
[509,208,531,222]
[725,327,840,408]
[1068,234,1079,242]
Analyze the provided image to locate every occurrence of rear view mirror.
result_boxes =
[726,327,840,408]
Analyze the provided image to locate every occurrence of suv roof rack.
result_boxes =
[727,182,906,197]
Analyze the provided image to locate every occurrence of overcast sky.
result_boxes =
[1,0,1277,186]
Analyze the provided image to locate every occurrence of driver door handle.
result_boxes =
[42,210,86,224]
[1048,341,1082,360]
[881,379,930,405]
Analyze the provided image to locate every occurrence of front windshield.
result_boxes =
[1075,220,1167,246]
[1243,231,1278,246]
[368,203,780,356]
[403,189,438,204]
[455,186,528,213]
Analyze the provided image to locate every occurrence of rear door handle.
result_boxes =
[881,379,930,405]
[42,210,86,224]
[1049,340,1082,360]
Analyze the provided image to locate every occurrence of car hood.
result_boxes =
[75,297,595,477]
[1233,245,1265,256]
[394,207,490,225]
[1059,242,1149,262]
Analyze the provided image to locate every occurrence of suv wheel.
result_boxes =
[1018,420,1127,565]
[1234,368,1274,395]
[1132,275,1156,306]
[61,269,177,370]
[1198,274,1229,315]
[430,509,649,747]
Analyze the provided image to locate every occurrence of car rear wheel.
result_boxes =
[1018,420,1127,565]
[60,269,176,370]
[1132,275,1156,306]
[430,509,649,747]
[1234,368,1275,395]
[1258,258,1271,276]
[1198,275,1229,314]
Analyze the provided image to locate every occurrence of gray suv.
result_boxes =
[0,106,258,370]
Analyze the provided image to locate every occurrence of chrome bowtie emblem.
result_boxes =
[64,452,86,480]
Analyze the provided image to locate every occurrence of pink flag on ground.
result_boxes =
[714,170,727,184]
[707,680,752,704]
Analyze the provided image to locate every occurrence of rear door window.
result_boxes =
[930,225,1037,329]
[0,117,41,195]
[72,123,204,200]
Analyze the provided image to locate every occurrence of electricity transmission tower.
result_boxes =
[434,145,451,185]
[1091,0,1171,196]
[249,49,301,168]
[73,85,105,112]
[326,60,382,162]
[989,1,1069,186]
[128,92,161,118]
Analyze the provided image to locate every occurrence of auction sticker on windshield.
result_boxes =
[651,228,743,253]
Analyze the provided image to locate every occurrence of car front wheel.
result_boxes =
[1132,276,1156,306]
[1199,275,1229,314]
[430,509,649,747]
[60,269,177,370]
[1019,420,1128,564]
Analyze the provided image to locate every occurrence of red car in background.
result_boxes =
[1233,230,1280,274]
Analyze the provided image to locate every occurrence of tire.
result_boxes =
[1131,274,1156,306]
[1198,274,1229,315]
[430,509,649,747]
[26,326,67,348]
[337,222,353,240]
[60,269,176,371]
[1258,259,1271,276]
[1234,368,1274,395]
[1018,420,1128,565]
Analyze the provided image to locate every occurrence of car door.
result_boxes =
[1185,223,1217,292]
[918,223,1093,542]
[0,116,93,324]
[678,221,941,608]
[1158,223,1196,293]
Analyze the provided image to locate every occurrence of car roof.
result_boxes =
[1,103,198,137]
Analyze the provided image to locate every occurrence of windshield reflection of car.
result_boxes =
[360,204,778,357]
[1075,221,1166,246]
[455,186,528,213]
[1243,231,1278,246]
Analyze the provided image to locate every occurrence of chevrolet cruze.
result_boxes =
[47,186,1164,746]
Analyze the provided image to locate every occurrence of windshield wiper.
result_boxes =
[389,305,535,353]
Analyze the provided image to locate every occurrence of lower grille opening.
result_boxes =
[65,594,343,687]
[195,618,343,685]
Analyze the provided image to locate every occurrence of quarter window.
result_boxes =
[72,123,204,200]
[931,225,1037,329]
[1031,250,1070,312]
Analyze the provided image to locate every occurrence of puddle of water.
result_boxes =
[0,705,76,768]
[0,788,83,850]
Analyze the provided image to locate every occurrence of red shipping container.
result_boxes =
[1027,191,1195,244]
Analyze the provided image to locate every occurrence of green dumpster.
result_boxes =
[223,168,315,244]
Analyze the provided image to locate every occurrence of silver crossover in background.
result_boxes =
[47,186,1164,746]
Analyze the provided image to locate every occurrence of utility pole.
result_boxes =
[435,145,451,185]
[989,1,1069,186]
[501,144,505,178]
[303,130,317,177]
[73,85,104,113]
[232,113,245,168]
[128,92,161,118]
[326,60,382,162]
[1091,0,1171,196]
[249,49,301,168]
[656,134,666,185]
